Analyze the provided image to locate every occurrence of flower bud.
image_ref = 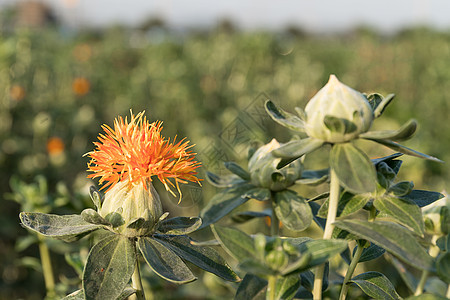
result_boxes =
[423,206,449,236]
[100,179,163,237]
[248,139,302,191]
[305,75,373,143]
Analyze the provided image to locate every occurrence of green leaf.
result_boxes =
[154,234,240,282]
[360,119,417,141]
[205,172,244,188]
[355,243,386,263]
[318,192,370,219]
[371,152,403,165]
[373,93,395,118]
[436,252,450,283]
[436,234,450,252]
[265,100,305,132]
[238,259,275,276]
[275,274,301,300]
[350,271,401,300]
[334,220,434,271]
[273,190,312,232]
[117,287,137,300]
[211,225,255,261]
[83,235,135,300]
[138,237,196,284]
[386,255,417,293]
[296,239,348,269]
[374,196,425,236]
[81,209,111,226]
[15,235,38,252]
[402,190,445,208]
[157,217,202,235]
[297,168,329,185]
[324,115,357,134]
[367,93,383,112]
[62,289,84,300]
[235,274,267,300]
[388,181,414,196]
[272,138,324,168]
[244,187,271,201]
[224,161,251,180]
[406,294,449,300]
[231,209,271,224]
[89,186,103,210]
[199,182,254,228]
[330,143,377,193]
[368,138,444,163]
[20,213,102,242]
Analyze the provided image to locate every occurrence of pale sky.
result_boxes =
[3,0,450,33]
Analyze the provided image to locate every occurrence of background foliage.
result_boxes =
[1,23,449,299]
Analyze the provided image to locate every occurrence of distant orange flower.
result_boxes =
[10,85,26,101]
[85,111,201,198]
[72,77,90,96]
[47,137,65,155]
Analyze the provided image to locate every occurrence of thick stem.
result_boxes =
[313,168,340,299]
[266,275,277,300]
[270,192,279,236]
[38,235,55,298]
[446,284,450,299]
[339,244,365,300]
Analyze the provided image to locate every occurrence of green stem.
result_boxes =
[38,235,55,298]
[131,245,147,300]
[414,270,429,296]
[267,275,277,300]
[313,168,340,299]
[414,235,440,296]
[270,192,279,236]
[339,244,365,300]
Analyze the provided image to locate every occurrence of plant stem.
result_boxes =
[414,270,429,296]
[446,284,450,299]
[38,235,55,298]
[313,168,340,299]
[270,192,279,236]
[267,275,277,300]
[131,249,147,300]
[339,244,364,300]
[414,235,440,296]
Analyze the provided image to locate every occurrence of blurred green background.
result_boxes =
[1,4,450,299]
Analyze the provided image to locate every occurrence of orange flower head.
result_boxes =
[72,77,90,96]
[86,111,201,199]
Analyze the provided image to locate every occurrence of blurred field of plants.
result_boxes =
[1,19,449,298]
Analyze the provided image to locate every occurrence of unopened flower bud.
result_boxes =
[248,139,302,191]
[305,75,373,143]
[100,179,163,237]
[423,206,449,236]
